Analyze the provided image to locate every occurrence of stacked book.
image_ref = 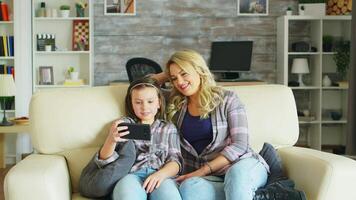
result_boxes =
[63,79,85,86]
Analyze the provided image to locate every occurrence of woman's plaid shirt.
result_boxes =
[173,89,269,175]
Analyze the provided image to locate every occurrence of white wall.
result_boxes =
[5,0,33,164]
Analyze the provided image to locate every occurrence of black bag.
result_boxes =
[254,179,307,200]
[255,143,307,200]
[79,141,136,199]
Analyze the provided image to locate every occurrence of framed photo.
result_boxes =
[39,66,54,85]
[238,0,268,16]
[104,0,136,16]
[72,20,90,51]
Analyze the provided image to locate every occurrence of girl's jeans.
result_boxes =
[112,167,182,200]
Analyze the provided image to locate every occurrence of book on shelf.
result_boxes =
[0,35,14,56]
[0,64,14,79]
[337,81,349,88]
[63,79,85,86]
[0,1,9,21]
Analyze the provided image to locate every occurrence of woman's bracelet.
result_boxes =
[205,162,213,174]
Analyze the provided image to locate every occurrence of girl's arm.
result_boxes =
[143,161,180,193]
[99,119,129,159]
[142,123,182,193]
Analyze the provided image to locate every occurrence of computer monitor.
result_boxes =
[209,41,253,80]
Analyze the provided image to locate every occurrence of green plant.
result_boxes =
[287,6,292,11]
[333,40,350,80]
[323,35,334,45]
[76,1,88,9]
[67,66,75,74]
[60,5,70,10]
[300,5,305,10]
[298,0,326,3]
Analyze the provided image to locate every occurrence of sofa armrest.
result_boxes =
[4,154,71,200]
[278,146,356,200]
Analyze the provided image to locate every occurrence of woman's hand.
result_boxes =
[142,171,169,193]
[175,166,210,183]
[107,119,129,144]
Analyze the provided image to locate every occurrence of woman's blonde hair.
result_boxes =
[166,49,224,120]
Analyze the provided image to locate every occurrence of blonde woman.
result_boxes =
[152,50,269,200]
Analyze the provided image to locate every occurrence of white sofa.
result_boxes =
[5,84,356,200]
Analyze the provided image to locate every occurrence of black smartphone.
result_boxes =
[118,123,151,141]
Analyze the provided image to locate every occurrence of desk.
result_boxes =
[0,124,30,168]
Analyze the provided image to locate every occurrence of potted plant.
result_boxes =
[322,35,334,52]
[75,1,87,17]
[67,66,79,80]
[286,7,292,15]
[332,40,350,81]
[59,5,70,18]
[298,0,326,16]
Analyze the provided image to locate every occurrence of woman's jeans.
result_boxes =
[112,167,182,200]
[179,157,268,200]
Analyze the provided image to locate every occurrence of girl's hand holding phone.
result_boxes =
[108,120,129,143]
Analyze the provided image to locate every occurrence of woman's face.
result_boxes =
[169,63,201,97]
[131,87,160,124]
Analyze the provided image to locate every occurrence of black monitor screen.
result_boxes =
[209,41,253,72]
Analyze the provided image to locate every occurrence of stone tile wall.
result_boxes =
[94,0,298,85]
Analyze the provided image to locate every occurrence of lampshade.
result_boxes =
[291,58,309,74]
[0,74,16,97]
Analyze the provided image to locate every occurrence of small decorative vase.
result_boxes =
[286,10,292,15]
[76,7,85,17]
[322,75,332,87]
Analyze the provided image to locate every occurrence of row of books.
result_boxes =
[0,1,9,21]
[0,64,14,79]
[0,35,14,57]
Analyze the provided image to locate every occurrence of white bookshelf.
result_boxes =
[277,15,351,152]
[32,0,93,90]
[0,0,15,118]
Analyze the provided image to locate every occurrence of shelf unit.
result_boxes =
[32,0,92,91]
[277,15,351,152]
[0,0,15,119]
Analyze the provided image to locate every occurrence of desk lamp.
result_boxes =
[291,58,309,86]
[0,74,16,126]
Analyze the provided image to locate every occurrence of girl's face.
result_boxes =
[131,87,160,124]
[169,63,201,97]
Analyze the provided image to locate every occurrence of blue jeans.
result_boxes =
[112,167,182,200]
[179,157,268,200]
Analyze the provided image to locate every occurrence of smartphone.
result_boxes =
[117,123,151,141]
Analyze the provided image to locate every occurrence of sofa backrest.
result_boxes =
[29,84,298,193]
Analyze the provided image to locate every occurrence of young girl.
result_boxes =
[97,77,182,200]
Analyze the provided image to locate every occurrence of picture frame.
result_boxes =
[39,66,54,85]
[104,0,136,16]
[72,20,90,51]
[237,0,268,16]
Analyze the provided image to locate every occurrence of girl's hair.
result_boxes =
[166,49,224,120]
[125,77,166,122]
